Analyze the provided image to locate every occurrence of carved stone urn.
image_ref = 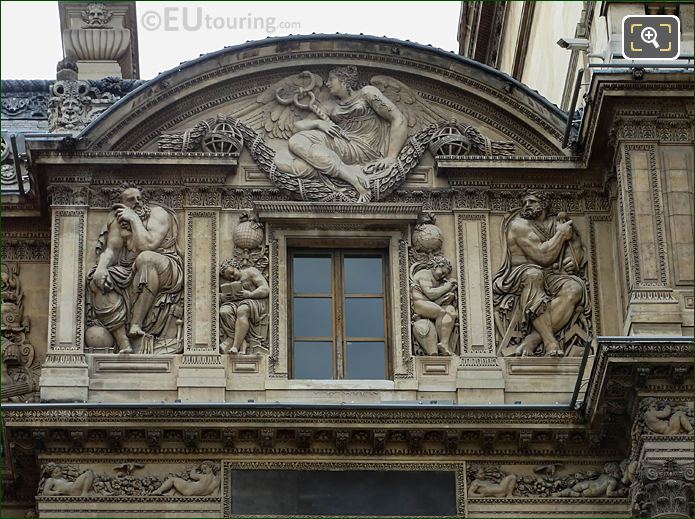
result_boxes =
[63,27,130,61]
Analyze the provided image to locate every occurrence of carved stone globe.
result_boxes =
[201,120,244,154]
[232,219,264,250]
[412,223,443,253]
[428,125,471,157]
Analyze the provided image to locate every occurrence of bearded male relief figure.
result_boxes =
[86,185,184,354]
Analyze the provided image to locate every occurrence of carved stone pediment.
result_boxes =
[76,36,570,159]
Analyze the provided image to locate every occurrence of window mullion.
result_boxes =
[335,251,345,379]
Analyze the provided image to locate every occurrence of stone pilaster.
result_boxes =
[454,207,504,403]
[177,187,225,402]
[614,115,686,335]
[39,185,90,402]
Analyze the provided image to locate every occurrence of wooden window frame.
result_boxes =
[289,248,392,380]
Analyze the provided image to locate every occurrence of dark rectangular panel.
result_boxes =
[292,255,332,294]
[230,469,457,516]
[293,341,333,379]
[346,341,386,379]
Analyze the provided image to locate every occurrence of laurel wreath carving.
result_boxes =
[159,116,514,202]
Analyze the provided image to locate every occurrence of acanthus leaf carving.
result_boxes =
[631,459,694,518]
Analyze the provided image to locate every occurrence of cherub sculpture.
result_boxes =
[640,398,693,435]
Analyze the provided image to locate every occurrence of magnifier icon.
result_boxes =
[640,26,660,48]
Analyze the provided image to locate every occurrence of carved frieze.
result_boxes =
[39,461,221,497]
[467,462,630,499]
[2,233,51,262]
[1,91,49,119]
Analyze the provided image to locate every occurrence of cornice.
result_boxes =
[254,202,424,222]
[582,338,694,425]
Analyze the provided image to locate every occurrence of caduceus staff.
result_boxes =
[274,71,350,140]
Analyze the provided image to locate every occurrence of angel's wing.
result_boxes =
[228,71,324,140]
[369,75,449,132]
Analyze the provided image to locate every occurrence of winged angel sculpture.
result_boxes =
[159,67,515,202]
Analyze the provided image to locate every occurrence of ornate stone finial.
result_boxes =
[80,2,113,28]
[56,59,79,81]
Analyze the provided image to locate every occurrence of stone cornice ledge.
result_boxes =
[2,402,581,426]
[254,202,423,222]
[583,337,694,423]
[31,150,239,166]
[437,155,583,169]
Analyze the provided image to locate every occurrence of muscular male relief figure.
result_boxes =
[89,187,183,353]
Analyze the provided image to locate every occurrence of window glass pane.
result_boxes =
[344,256,383,294]
[293,256,332,294]
[293,298,333,338]
[294,341,333,379]
[346,341,385,379]
[345,298,385,338]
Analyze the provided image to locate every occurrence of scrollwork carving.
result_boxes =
[48,79,116,134]
[1,262,40,402]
